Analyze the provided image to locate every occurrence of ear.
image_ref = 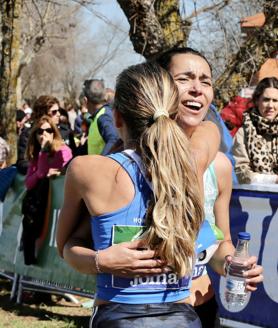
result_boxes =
[83,97,88,107]
[113,109,123,128]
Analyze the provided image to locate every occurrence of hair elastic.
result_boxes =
[153,110,169,121]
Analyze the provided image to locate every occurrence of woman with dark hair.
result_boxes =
[155,47,263,328]
[233,77,278,184]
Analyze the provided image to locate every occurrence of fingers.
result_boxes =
[245,274,263,292]
[244,255,258,267]
[244,263,263,292]
[123,239,148,250]
[134,259,165,269]
[117,267,170,278]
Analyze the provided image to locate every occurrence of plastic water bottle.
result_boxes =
[224,232,251,312]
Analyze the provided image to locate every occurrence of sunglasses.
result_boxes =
[37,128,54,135]
[50,109,60,116]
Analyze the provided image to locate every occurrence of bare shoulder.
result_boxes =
[67,155,120,186]
[214,152,232,176]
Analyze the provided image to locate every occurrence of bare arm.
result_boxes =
[57,156,166,277]
[56,156,86,257]
[189,121,220,194]
[63,217,166,277]
[209,152,263,290]
[208,152,234,275]
[190,121,220,172]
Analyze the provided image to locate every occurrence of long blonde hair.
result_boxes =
[114,62,203,277]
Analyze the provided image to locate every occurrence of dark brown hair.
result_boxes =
[31,95,60,122]
[252,77,278,106]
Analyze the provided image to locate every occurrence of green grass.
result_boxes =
[0,278,91,328]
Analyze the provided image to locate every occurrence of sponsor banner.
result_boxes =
[210,185,278,328]
[0,174,95,293]
[0,174,25,272]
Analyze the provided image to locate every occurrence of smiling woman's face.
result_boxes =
[168,53,214,133]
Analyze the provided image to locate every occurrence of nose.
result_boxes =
[189,80,202,95]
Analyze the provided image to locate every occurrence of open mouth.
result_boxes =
[183,100,202,111]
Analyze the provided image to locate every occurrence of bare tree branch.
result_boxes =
[187,0,232,20]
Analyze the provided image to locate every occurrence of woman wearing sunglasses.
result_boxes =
[17,95,76,175]
[22,115,72,265]
[25,115,72,190]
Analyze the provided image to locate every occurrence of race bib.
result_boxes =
[111,225,191,290]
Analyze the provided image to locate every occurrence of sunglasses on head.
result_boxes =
[50,109,59,116]
[37,128,54,135]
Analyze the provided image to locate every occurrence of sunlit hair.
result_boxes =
[114,62,204,277]
[32,95,60,122]
[26,115,63,161]
[252,77,278,106]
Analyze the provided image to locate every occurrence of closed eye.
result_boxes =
[202,81,212,86]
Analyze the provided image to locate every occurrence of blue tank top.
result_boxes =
[90,152,217,304]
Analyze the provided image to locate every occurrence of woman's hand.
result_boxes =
[225,255,263,292]
[98,240,169,278]
[47,168,61,177]
[41,133,52,150]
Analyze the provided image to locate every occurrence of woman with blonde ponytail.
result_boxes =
[57,62,220,328]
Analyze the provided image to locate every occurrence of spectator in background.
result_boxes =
[17,95,77,174]
[22,115,72,265]
[17,95,61,174]
[25,115,72,190]
[74,92,90,136]
[58,107,76,153]
[66,103,77,131]
[16,109,28,135]
[233,77,278,184]
[22,99,32,116]
[105,87,115,106]
[83,79,119,155]
[0,136,17,203]
[0,137,10,169]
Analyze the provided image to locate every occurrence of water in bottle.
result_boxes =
[225,232,251,312]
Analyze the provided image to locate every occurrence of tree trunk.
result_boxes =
[117,0,190,59]
[214,0,277,108]
[0,0,22,164]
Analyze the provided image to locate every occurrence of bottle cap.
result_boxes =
[238,232,250,240]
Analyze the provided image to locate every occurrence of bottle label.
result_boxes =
[226,278,246,295]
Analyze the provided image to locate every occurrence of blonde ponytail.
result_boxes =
[114,62,204,277]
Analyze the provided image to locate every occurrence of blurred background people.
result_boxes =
[16,95,77,174]
[83,78,119,155]
[65,103,77,131]
[0,136,10,169]
[17,95,61,174]
[58,107,76,153]
[233,77,278,184]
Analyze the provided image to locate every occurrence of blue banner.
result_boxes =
[210,184,278,328]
